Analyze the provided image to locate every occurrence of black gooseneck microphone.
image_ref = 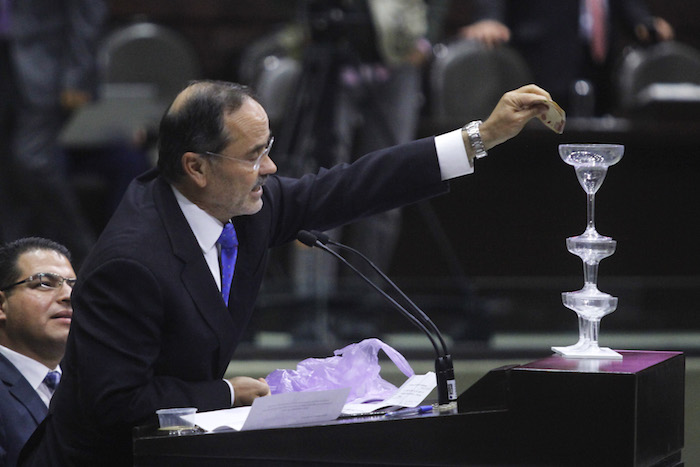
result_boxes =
[311,230,449,355]
[296,230,457,406]
[310,230,456,405]
[296,231,442,357]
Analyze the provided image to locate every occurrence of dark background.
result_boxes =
[105,1,700,82]
[103,0,700,335]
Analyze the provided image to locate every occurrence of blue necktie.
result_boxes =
[217,222,238,306]
[43,371,61,391]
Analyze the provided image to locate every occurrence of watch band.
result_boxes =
[463,120,487,160]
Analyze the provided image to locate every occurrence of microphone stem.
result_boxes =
[317,243,443,357]
[298,231,457,407]
[328,240,449,356]
[325,238,458,406]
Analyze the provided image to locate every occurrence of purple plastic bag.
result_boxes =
[266,338,415,404]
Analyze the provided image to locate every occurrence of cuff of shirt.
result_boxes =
[435,128,474,180]
[224,379,235,407]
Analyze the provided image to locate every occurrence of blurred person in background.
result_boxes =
[314,0,449,282]
[0,0,108,266]
[459,0,674,115]
[255,0,450,339]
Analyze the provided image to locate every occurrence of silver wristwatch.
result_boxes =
[463,120,487,160]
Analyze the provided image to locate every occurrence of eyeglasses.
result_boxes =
[204,136,274,172]
[0,272,77,292]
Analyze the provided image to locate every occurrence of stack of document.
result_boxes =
[195,372,437,432]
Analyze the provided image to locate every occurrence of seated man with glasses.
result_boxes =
[0,237,75,467]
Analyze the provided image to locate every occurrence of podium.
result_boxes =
[133,350,684,466]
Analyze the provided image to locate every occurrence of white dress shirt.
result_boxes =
[435,128,474,179]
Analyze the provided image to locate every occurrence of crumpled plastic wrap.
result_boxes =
[266,338,415,404]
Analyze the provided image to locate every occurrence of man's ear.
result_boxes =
[181,152,209,188]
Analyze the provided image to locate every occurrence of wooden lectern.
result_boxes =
[133,350,684,466]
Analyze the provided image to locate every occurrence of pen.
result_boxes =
[384,405,433,418]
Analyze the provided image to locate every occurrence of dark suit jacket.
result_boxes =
[0,354,47,467]
[20,137,449,466]
[472,0,652,105]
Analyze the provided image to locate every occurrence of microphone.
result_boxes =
[311,230,449,356]
[296,231,442,357]
[297,230,457,406]
[310,230,456,406]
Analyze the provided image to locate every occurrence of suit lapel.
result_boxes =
[152,178,237,370]
[0,354,48,424]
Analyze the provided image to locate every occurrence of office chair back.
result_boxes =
[616,41,700,111]
[99,22,201,103]
[254,56,302,126]
[430,40,533,122]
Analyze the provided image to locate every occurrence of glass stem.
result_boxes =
[587,193,596,232]
[577,315,586,343]
[587,318,600,346]
[583,262,599,287]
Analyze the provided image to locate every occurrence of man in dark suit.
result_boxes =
[0,238,75,467]
[0,0,107,265]
[20,80,553,466]
[460,0,674,115]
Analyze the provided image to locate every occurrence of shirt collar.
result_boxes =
[171,186,225,254]
[0,344,60,391]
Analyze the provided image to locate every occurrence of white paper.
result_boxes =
[194,387,350,432]
[342,371,437,415]
[242,387,349,431]
[195,406,251,432]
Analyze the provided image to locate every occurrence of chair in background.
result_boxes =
[61,21,201,148]
[615,41,700,117]
[430,40,533,123]
[237,27,304,130]
[99,21,201,103]
[60,22,201,232]
[254,56,302,128]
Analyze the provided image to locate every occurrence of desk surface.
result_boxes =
[518,349,684,373]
